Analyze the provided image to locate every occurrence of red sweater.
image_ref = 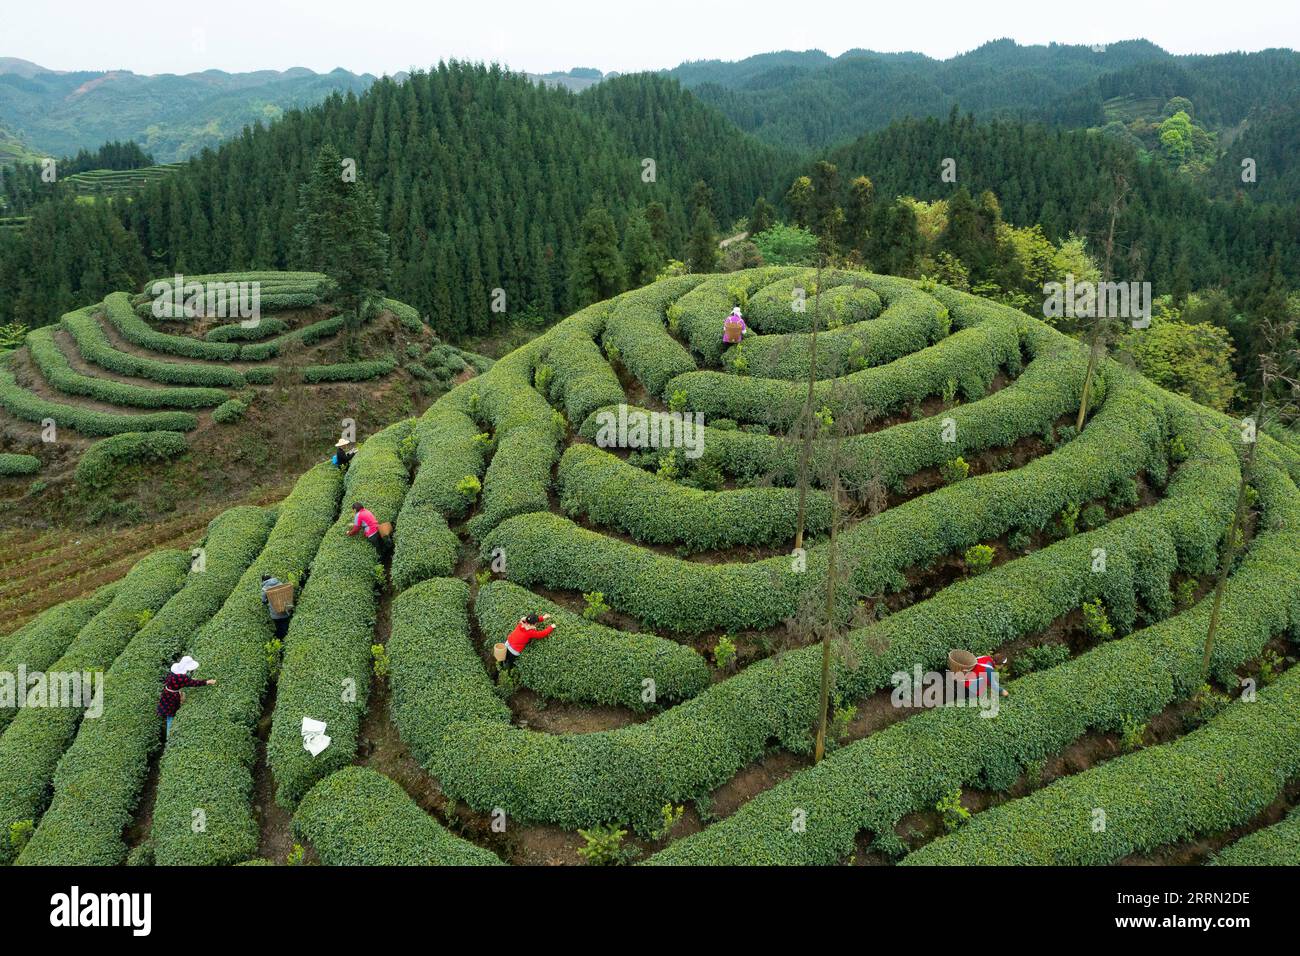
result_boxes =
[506,621,554,654]
[963,655,996,689]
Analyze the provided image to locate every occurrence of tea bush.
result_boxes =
[75,432,188,488]
[0,453,39,476]
[62,308,246,388]
[1210,806,1300,866]
[0,359,198,436]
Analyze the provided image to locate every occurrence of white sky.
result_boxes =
[5,0,1298,76]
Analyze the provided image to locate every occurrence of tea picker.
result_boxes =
[495,613,555,670]
[330,438,357,470]
[722,306,748,344]
[347,501,392,558]
[261,573,295,640]
[949,648,1009,699]
[157,656,217,739]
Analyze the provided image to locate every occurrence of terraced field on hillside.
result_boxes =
[3,267,1299,867]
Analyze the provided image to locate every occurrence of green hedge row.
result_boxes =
[0,357,199,436]
[403,397,487,520]
[904,662,1300,865]
[151,463,344,865]
[382,298,426,334]
[729,298,946,381]
[235,307,374,361]
[266,421,414,809]
[648,449,1300,864]
[1211,806,1300,866]
[490,366,1190,636]
[104,292,241,361]
[666,313,1022,428]
[557,443,832,552]
[743,270,871,334]
[211,398,248,424]
[579,325,1083,492]
[62,307,247,388]
[18,507,273,865]
[301,358,397,384]
[403,410,1234,836]
[390,504,459,593]
[0,452,39,476]
[204,318,289,342]
[0,549,191,864]
[536,302,624,425]
[27,326,229,410]
[674,268,803,366]
[75,432,189,489]
[602,274,705,397]
[293,766,502,865]
[475,580,710,711]
[0,582,121,734]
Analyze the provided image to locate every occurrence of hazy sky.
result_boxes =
[6,0,1298,76]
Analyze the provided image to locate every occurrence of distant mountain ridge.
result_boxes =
[0,59,385,161]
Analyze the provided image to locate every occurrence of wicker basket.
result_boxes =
[948,649,976,673]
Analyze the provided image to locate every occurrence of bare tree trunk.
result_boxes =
[1076,173,1127,432]
[794,262,822,551]
[1202,395,1265,678]
[814,471,840,763]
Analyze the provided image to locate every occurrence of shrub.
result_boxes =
[1211,806,1300,866]
[103,293,240,360]
[0,549,192,863]
[577,825,639,865]
[963,544,995,575]
[17,508,272,865]
[75,432,188,489]
[1011,642,1071,677]
[940,457,970,484]
[302,358,397,384]
[62,307,246,388]
[293,767,501,865]
[0,359,198,436]
[0,453,39,477]
[151,464,343,865]
[211,398,248,424]
[1081,598,1114,640]
[26,326,229,409]
[205,318,289,342]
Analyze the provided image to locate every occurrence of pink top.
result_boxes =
[353,508,379,537]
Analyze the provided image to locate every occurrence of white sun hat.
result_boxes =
[170,656,200,675]
[335,438,351,448]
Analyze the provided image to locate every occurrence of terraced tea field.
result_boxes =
[3,268,1298,867]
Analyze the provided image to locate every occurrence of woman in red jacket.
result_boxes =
[500,613,554,669]
[157,656,217,739]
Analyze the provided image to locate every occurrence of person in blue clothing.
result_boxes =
[330,439,356,470]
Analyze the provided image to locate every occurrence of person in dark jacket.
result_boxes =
[330,439,356,470]
[157,656,216,739]
[261,574,292,639]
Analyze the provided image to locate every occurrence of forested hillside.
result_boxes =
[670,40,1300,150]
[1,66,784,334]
[0,59,379,161]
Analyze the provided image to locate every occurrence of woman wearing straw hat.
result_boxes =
[157,656,217,739]
[330,438,357,470]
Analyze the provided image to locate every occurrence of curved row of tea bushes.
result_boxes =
[204,318,290,342]
[403,423,1235,837]
[266,421,414,808]
[0,583,121,734]
[0,358,199,436]
[27,326,228,409]
[489,369,1184,636]
[18,507,273,865]
[536,303,625,426]
[557,443,833,552]
[743,271,875,334]
[648,455,1300,864]
[0,452,39,476]
[104,293,241,361]
[672,267,803,366]
[293,766,502,865]
[1211,806,1300,866]
[382,298,426,334]
[302,358,397,384]
[666,314,1022,427]
[475,580,710,711]
[582,326,1085,492]
[74,432,189,489]
[727,296,948,381]
[390,396,483,592]
[464,350,560,540]
[601,274,704,397]
[904,662,1300,866]
[0,549,191,864]
[151,463,343,866]
[62,308,247,388]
